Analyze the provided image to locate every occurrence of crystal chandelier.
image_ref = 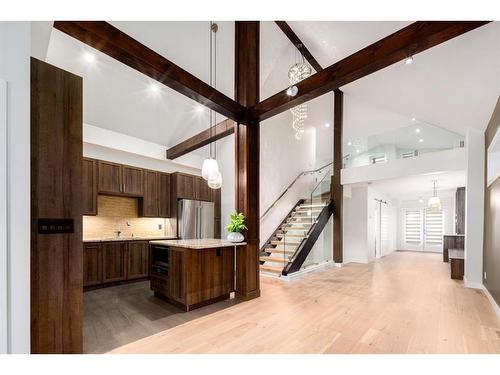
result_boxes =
[288,61,311,140]
[201,21,222,189]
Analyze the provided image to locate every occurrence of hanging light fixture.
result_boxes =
[428,180,441,211]
[288,48,311,140]
[201,21,222,189]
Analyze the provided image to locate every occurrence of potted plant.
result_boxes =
[226,211,247,243]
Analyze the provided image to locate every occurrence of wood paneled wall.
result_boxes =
[30,58,83,353]
[483,97,500,306]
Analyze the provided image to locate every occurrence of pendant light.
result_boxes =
[428,180,441,211]
[201,21,222,189]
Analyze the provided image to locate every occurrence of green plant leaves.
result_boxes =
[226,211,247,233]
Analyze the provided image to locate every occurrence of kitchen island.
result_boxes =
[149,239,246,311]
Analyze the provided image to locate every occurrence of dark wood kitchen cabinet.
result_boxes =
[82,158,97,215]
[98,160,122,194]
[83,242,102,287]
[127,241,149,279]
[122,165,144,196]
[142,170,159,217]
[98,161,144,197]
[158,172,171,217]
[102,242,127,283]
[174,172,196,200]
[141,170,171,218]
[196,176,212,201]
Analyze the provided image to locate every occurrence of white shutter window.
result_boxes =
[424,208,444,246]
[404,209,422,244]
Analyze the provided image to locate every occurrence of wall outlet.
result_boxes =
[158,224,162,230]
[484,271,487,280]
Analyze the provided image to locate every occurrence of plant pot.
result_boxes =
[227,232,244,243]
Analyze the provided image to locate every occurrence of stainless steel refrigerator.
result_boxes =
[177,199,215,239]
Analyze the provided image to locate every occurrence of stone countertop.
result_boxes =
[83,236,177,243]
[149,239,247,249]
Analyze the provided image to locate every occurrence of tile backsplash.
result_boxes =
[83,195,176,240]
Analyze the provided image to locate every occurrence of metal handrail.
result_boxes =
[260,161,333,219]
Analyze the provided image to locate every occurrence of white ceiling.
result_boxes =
[368,170,466,201]
[45,21,500,157]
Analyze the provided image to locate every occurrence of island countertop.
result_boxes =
[149,238,247,249]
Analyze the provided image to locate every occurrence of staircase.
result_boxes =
[260,199,332,276]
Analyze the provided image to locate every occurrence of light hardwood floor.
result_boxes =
[99,251,500,354]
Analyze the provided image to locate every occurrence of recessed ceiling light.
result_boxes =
[83,52,96,63]
[419,138,424,143]
[415,128,421,133]
[196,105,204,112]
[324,123,330,128]
[418,198,424,203]
[405,56,414,65]
[149,83,161,93]
[347,141,352,146]
[356,149,360,153]
[411,117,416,121]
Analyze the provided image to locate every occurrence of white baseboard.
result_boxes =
[280,261,334,282]
[482,286,500,319]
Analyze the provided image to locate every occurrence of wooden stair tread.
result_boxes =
[260,265,283,273]
[260,257,287,263]
[271,240,301,246]
[264,248,295,254]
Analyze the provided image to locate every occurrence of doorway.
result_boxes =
[374,198,388,258]
[402,207,444,252]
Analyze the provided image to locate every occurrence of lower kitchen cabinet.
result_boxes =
[83,243,102,287]
[102,242,127,283]
[127,241,149,279]
[84,240,151,289]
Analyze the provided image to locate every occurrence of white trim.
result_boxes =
[0,79,8,354]
[279,261,334,282]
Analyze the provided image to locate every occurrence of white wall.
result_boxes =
[0,21,31,354]
[465,128,485,287]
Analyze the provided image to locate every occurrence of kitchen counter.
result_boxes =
[149,239,247,249]
[83,236,177,243]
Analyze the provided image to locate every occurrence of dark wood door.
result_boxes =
[195,176,212,201]
[169,248,186,304]
[455,187,465,234]
[98,160,122,194]
[175,173,196,200]
[102,242,127,283]
[122,165,144,196]
[31,58,83,353]
[127,241,149,279]
[82,158,97,215]
[158,173,171,218]
[83,243,102,287]
[142,170,158,217]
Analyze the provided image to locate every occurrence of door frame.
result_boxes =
[0,79,8,353]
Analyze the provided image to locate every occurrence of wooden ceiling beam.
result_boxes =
[53,21,246,122]
[275,21,323,72]
[250,21,490,122]
[166,119,235,160]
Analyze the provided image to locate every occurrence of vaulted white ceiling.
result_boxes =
[45,21,500,157]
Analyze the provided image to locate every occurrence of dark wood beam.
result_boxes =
[166,119,236,160]
[332,89,343,263]
[274,21,323,72]
[53,21,246,122]
[250,21,490,122]
[234,21,260,300]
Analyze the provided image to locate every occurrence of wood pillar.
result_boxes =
[332,89,343,263]
[234,21,260,300]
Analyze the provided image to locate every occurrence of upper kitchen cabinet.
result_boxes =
[98,161,144,197]
[174,172,196,200]
[82,158,97,215]
[158,173,171,217]
[122,165,144,196]
[97,160,122,194]
[195,176,212,202]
